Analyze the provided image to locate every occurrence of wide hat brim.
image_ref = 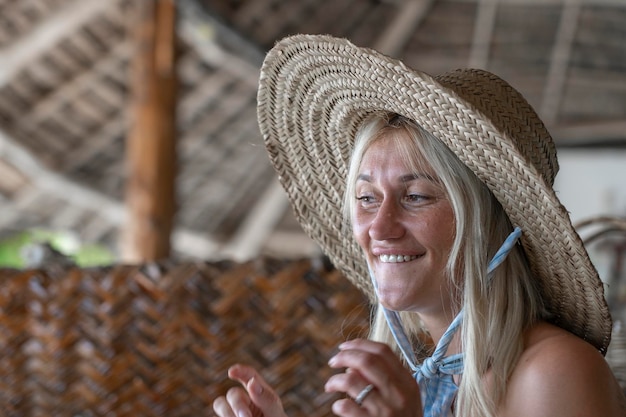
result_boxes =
[257,34,612,353]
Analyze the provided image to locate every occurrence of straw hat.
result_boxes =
[257,34,611,353]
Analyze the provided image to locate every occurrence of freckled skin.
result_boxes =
[351,134,457,321]
[213,129,626,417]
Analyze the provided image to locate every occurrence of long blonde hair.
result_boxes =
[344,112,546,417]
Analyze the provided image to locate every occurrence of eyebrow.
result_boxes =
[356,173,436,183]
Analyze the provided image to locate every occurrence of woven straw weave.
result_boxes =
[607,323,626,396]
[257,34,611,353]
[0,258,369,416]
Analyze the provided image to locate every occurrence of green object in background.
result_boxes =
[73,243,116,267]
[0,229,115,268]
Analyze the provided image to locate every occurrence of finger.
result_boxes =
[336,339,401,371]
[325,369,369,399]
[338,339,398,361]
[329,341,418,403]
[227,365,286,417]
[228,364,259,386]
[227,364,271,407]
[329,344,401,385]
[213,395,238,417]
[332,397,366,417]
[226,387,254,417]
[331,392,383,417]
[246,376,286,417]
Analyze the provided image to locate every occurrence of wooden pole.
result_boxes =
[123,0,178,262]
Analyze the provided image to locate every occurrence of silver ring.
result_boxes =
[354,384,375,406]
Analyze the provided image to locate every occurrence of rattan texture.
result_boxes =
[607,324,626,396]
[0,258,369,416]
[257,34,611,353]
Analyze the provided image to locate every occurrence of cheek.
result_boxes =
[351,212,373,252]
[413,206,455,247]
[431,208,456,248]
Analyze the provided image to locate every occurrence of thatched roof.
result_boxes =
[1,0,625,262]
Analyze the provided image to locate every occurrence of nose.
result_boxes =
[369,198,405,241]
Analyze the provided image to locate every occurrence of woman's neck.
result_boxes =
[418,310,461,354]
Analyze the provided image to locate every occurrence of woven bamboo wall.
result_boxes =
[0,258,370,416]
[0,256,623,416]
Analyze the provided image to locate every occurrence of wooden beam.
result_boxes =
[0,128,126,224]
[263,231,321,258]
[541,0,581,124]
[177,0,263,87]
[448,0,624,5]
[123,0,178,262]
[550,120,626,147]
[468,0,499,69]
[178,0,291,260]
[17,41,132,129]
[374,0,435,57]
[1,126,224,256]
[0,0,119,87]
[220,179,291,262]
[172,229,221,259]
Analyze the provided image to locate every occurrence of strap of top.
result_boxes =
[369,227,522,416]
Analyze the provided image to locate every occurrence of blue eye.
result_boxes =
[356,195,379,208]
[407,194,427,202]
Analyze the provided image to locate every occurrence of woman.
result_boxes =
[213,35,625,416]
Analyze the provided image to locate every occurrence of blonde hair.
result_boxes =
[344,112,546,417]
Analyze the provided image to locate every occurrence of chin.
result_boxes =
[378,295,414,312]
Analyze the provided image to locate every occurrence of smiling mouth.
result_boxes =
[379,254,419,263]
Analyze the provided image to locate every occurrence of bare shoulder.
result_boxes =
[499,321,626,417]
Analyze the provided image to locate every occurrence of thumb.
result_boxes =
[228,364,257,386]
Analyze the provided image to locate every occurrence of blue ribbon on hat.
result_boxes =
[370,227,522,416]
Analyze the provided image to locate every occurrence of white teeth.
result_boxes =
[379,254,418,263]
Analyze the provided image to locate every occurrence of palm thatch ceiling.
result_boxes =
[0,0,625,263]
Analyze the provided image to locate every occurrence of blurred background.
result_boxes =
[0,0,624,303]
[0,1,625,413]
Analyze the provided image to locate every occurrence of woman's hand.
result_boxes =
[213,364,287,417]
[325,339,422,417]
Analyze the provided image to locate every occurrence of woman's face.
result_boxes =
[352,133,456,315]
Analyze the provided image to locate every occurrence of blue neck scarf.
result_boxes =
[370,227,522,416]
